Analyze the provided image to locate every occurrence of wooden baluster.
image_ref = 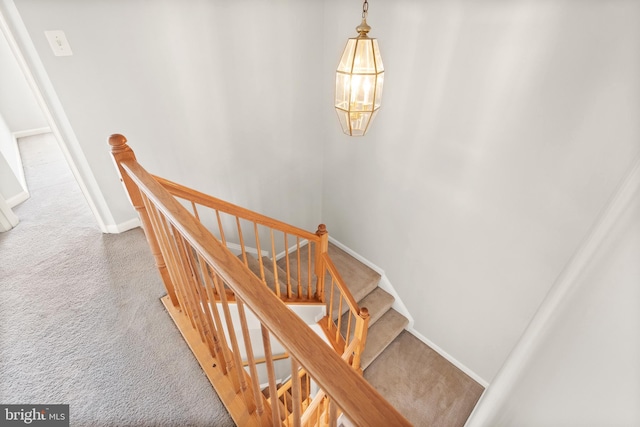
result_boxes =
[186,249,221,360]
[236,298,264,415]
[283,388,290,427]
[199,258,232,376]
[284,233,292,299]
[180,235,211,333]
[328,398,338,427]
[157,213,198,330]
[109,134,179,307]
[315,397,322,426]
[199,268,228,373]
[335,296,344,344]
[141,195,187,313]
[236,216,248,266]
[315,224,328,302]
[307,243,312,300]
[270,229,281,299]
[352,307,370,371]
[261,325,281,426]
[212,273,254,408]
[215,210,226,246]
[303,372,310,408]
[190,201,200,220]
[296,237,302,299]
[174,232,208,343]
[254,222,266,284]
[212,210,227,299]
[345,313,353,347]
[327,278,335,333]
[322,394,330,427]
[291,357,302,427]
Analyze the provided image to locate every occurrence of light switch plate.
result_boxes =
[44,30,73,56]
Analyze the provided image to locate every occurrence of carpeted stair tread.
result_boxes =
[339,287,395,339]
[360,309,409,370]
[326,244,381,302]
[276,243,314,288]
[242,254,312,299]
[260,256,298,297]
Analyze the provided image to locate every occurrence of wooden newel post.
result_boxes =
[108,134,179,307]
[352,307,370,372]
[315,224,329,301]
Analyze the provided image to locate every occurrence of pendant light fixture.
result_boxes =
[334,0,384,136]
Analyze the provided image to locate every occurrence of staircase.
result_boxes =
[110,133,485,426]
[241,241,409,372]
[278,243,409,371]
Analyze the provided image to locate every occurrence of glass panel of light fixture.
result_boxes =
[353,39,376,74]
[367,110,379,132]
[372,40,384,72]
[337,39,357,72]
[350,112,371,136]
[336,110,351,135]
[349,75,376,112]
[374,73,384,109]
[335,73,352,111]
[349,111,371,136]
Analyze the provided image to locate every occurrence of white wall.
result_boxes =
[469,163,640,426]
[6,0,640,390]
[10,0,325,230]
[0,27,45,204]
[0,113,24,202]
[321,0,640,382]
[0,24,46,132]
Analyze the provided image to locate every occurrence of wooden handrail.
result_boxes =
[111,136,411,426]
[323,253,359,314]
[154,175,321,243]
[319,252,370,370]
[154,173,325,303]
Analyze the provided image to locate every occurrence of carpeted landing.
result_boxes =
[364,331,484,426]
[0,134,234,426]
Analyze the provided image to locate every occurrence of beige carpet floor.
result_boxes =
[0,133,234,426]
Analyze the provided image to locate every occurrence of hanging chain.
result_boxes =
[362,0,369,20]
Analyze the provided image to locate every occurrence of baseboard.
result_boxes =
[104,217,140,234]
[107,216,277,260]
[327,237,385,276]
[376,275,415,329]
[275,238,309,261]
[5,190,29,208]
[12,127,51,139]
[328,236,488,388]
[226,241,270,258]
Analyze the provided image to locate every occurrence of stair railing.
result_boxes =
[301,340,362,426]
[153,172,369,370]
[320,254,370,371]
[109,134,411,427]
[153,174,328,303]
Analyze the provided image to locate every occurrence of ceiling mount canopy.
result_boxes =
[334,0,384,137]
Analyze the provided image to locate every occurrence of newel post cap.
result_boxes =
[108,134,129,153]
[316,224,328,236]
